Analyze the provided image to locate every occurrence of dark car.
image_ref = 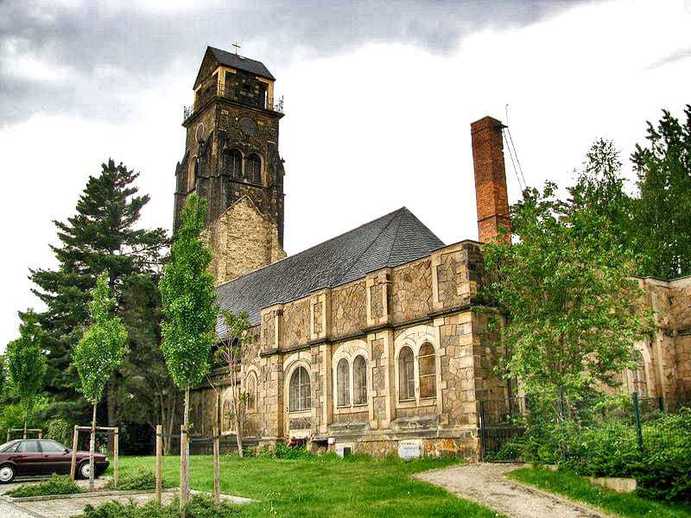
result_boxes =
[0,439,109,483]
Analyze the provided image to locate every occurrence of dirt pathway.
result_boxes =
[416,463,608,518]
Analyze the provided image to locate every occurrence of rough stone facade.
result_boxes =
[623,276,691,409]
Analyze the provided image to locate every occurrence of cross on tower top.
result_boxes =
[232,41,241,55]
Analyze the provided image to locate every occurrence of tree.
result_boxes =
[632,106,691,279]
[218,310,252,457]
[73,273,128,491]
[30,159,167,425]
[5,310,47,438]
[117,274,180,454]
[159,194,217,510]
[483,182,652,418]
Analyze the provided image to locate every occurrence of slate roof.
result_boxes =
[216,207,444,331]
[208,46,276,81]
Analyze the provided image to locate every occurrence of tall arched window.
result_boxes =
[418,343,436,398]
[246,154,262,184]
[399,347,415,401]
[246,375,257,412]
[224,149,242,178]
[353,355,367,405]
[336,358,350,407]
[188,157,198,191]
[222,399,232,432]
[289,366,311,412]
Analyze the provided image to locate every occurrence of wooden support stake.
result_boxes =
[113,431,119,489]
[155,425,163,505]
[180,424,189,512]
[70,426,79,481]
[212,426,220,504]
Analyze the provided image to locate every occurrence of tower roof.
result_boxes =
[216,207,444,329]
[200,46,276,84]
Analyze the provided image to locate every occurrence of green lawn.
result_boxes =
[114,454,501,517]
[507,467,691,518]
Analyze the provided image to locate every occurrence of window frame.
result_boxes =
[398,346,416,402]
[418,342,437,400]
[288,366,311,413]
[352,355,368,406]
[336,358,351,408]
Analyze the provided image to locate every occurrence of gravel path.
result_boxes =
[416,463,607,518]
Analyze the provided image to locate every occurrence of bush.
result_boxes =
[513,409,691,503]
[78,495,238,518]
[8,474,82,498]
[254,442,316,460]
[105,469,160,491]
[46,418,72,445]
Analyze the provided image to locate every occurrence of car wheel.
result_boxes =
[0,464,15,484]
[79,461,92,480]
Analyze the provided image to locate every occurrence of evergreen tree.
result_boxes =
[632,106,691,279]
[29,159,167,423]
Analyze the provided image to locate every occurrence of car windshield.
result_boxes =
[0,440,19,452]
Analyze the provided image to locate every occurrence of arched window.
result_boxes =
[222,399,232,432]
[336,358,350,407]
[224,149,242,178]
[353,355,367,405]
[188,157,198,191]
[246,375,257,412]
[246,154,262,184]
[289,366,311,412]
[418,343,436,398]
[399,347,415,401]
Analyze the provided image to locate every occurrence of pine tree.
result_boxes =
[29,159,167,424]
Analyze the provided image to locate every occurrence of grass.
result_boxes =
[113,454,502,517]
[507,467,691,518]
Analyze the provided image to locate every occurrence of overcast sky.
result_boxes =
[1,0,689,350]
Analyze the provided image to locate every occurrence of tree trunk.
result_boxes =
[23,418,27,440]
[180,387,190,515]
[235,413,244,458]
[89,402,97,492]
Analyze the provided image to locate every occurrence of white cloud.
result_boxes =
[1,0,689,349]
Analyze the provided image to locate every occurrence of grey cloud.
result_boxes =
[647,47,691,70]
[0,0,596,125]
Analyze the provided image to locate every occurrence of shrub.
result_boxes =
[254,442,316,460]
[514,409,691,503]
[8,474,82,498]
[105,469,159,491]
[78,495,238,517]
[46,417,72,445]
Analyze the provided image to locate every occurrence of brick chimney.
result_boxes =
[471,116,511,244]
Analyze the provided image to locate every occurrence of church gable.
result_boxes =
[204,196,286,286]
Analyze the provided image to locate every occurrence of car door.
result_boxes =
[14,440,43,476]
[38,440,71,475]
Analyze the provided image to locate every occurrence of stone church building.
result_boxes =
[174,47,691,457]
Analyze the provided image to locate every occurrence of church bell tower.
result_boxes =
[174,46,287,284]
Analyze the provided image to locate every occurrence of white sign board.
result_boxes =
[398,440,422,460]
[335,443,353,458]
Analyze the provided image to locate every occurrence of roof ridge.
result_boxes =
[333,210,403,285]
[385,210,404,266]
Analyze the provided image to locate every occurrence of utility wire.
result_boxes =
[504,104,529,190]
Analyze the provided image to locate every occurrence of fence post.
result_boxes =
[212,426,220,504]
[70,426,79,481]
[632,392,644,453]
[478,400,486,462]
[155,425,162,505]
[113,430,119,489]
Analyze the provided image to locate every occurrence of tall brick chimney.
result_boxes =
[471,116,511,244]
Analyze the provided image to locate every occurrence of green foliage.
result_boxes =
[78,495,239,518]
[5,310,47,428]
[7,474,82,498]
[29,159,167,423]
[254,443,316,460]
[509,410,691,502]
[632,105,691,279]
[105,469,158,490]
[73,273,128,404]
[483,180,651,410]
[46,417,73,445]
[159,194,217,390]
[509,467,691,518]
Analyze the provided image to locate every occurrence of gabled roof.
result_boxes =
[194,46,275,89]
[216,207,444,329]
